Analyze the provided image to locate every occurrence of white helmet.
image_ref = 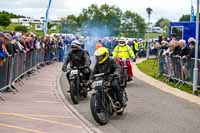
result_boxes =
[118,37,126,46]
[71,40,81,48]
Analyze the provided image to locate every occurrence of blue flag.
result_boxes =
[43,0,52,35]
[191,0,195,22]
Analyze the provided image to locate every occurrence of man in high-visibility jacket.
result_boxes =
[133,39,139,58]
[112,37,135,81]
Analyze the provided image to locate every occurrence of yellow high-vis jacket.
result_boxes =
[133,42,139,51]
[112,44,135,59]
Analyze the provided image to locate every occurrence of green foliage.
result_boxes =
[14,25,28,33]
[179,14,190,22]
[61,4,146,37]
[155,18,170,36]
[47,22,55,30]
[178,14,200,22]
[61,15,78,34]
[0,14,11,27]
[77,4,122,36]
[0,10,25,18]
[121,11,146,38]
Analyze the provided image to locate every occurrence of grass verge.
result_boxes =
[136,58,197,94]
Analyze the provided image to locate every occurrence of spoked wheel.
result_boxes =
[90,94,110,125]
[69,81,80,104]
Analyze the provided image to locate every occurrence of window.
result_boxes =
[171,26,184,40]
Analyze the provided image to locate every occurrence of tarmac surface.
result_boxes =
[60,60,200,133]
[0,63,91,133]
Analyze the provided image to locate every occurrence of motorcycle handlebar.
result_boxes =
[65,65,89,71]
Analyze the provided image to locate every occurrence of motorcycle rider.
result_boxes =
[112,37,135,81]
[91,47,125,107]
[62,40,91,89]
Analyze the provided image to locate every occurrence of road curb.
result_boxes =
[132,58,200,106]
[55,71,103,133]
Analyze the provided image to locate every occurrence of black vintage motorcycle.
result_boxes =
[66,66,90,104]
[90,73,128,125]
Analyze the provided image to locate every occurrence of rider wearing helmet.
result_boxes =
[92,47,124,107]
[112,37,135,81]
[62,40,91,81]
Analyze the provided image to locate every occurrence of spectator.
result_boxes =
[173,40,181,55]
[4,33,16,56]
[187,39,200,58]
[58,37,64,62]
[0,33,11,66]
[165,41,175,77]
[179,39,189,57]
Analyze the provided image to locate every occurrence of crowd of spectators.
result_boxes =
[0,32,76,66]
[155,36,198,59]
[150,36,200,85]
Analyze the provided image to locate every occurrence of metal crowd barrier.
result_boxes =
[158,55,200,88]
[0,48,58,94]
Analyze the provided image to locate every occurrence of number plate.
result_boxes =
[94,80,103,87]
[70,70,78,75]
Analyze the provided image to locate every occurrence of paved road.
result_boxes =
[60,73,200,133]
[0,63,90,133]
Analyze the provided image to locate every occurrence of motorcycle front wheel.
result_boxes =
[90,94,110,125]
[69,80,80,104]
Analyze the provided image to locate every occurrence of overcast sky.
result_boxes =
[0,0,196,22]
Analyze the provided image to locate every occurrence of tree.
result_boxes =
[47,22,55,30]
[61,4,146,37]
[155,18,170,35]
[179,14,190,22]
[77,4,122,36]
[61,15,78,34]
[0,11,25,18]
[0,14,11,27]
[121,11,146,38]
[14,25,28,33]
